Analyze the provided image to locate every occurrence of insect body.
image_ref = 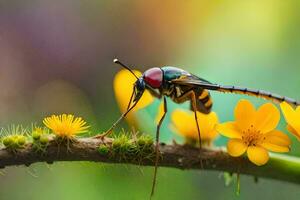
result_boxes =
[128,64,299,120]
[95,58,299,197]
[139,66,213,113]
[141,66,299,109]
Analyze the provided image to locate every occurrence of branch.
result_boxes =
[0,137,300,184]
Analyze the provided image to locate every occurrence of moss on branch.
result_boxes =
[0,136,300,185]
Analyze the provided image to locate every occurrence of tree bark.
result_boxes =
[0,137,300,184]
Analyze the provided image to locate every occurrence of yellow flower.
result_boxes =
[280,102,300,140]
[155,101,165,124]
[114,69,154,126]
[171,109,219,144]
[43,114,89,138]
[217,99,291,166]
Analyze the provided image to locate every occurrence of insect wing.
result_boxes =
[171,77,220,90]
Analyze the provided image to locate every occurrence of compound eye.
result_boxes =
[143,68,163,88]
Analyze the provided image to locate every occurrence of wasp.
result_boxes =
[95,58,299,196]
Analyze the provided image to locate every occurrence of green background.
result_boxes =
[0,0,300,199]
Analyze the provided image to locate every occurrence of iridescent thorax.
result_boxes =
[161,66,191,82]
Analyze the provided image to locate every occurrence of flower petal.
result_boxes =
[287,125,300,141]
[234,99,256,130]
[227,139,247,157]
[136,88,154,110]
[200,112,219,140]
[216,122,242,139]
[280,102,296,125]
[155,101,165,124]
[171,109,195,138]
[280,102,300,137]
[260,143,289,152]
[171,109,219,141]
[254,103,280,134]
[247,146,269,166]
[197,111,219,139]
[295,105,300,115]
[114,69,154,113]
[264,130,291,146]
[260,130,291,152]
[113,69,154,126]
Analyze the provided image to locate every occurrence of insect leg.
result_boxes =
[173,89,202,149]
[93,89,138,139]
[172,89,194,103]
[127,86,136,110]
[151,96,167,197]
[190,91,202,149]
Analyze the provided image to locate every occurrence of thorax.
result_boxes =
[160,66,192,98]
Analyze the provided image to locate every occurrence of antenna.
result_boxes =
[113,58,139,80]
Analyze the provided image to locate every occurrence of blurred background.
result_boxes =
[1,0,300,199]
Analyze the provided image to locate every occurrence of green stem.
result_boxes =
[249,153,300,183]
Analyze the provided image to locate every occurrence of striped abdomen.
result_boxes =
[193,89,213,114]
[169,85,213,114]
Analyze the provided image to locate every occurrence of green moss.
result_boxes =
[112,134,135,155]
[137,135,153,148]
[98,144,109,155]
[135,135,155,162]
[105,132,154,162]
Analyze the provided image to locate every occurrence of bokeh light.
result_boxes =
[1,1,300,199]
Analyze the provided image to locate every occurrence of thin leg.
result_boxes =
[127,87,136,110]
[191,91,202,149]
[173,89,194,104]
[191,91,204,169]
[93,91,139,139]
[151,96,167,197]
[173,89,202,149]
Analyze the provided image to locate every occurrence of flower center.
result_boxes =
[241,125,265,146]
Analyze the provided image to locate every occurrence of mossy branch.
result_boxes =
[0,137,300,184]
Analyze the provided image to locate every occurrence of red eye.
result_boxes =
[143,68,163,88]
